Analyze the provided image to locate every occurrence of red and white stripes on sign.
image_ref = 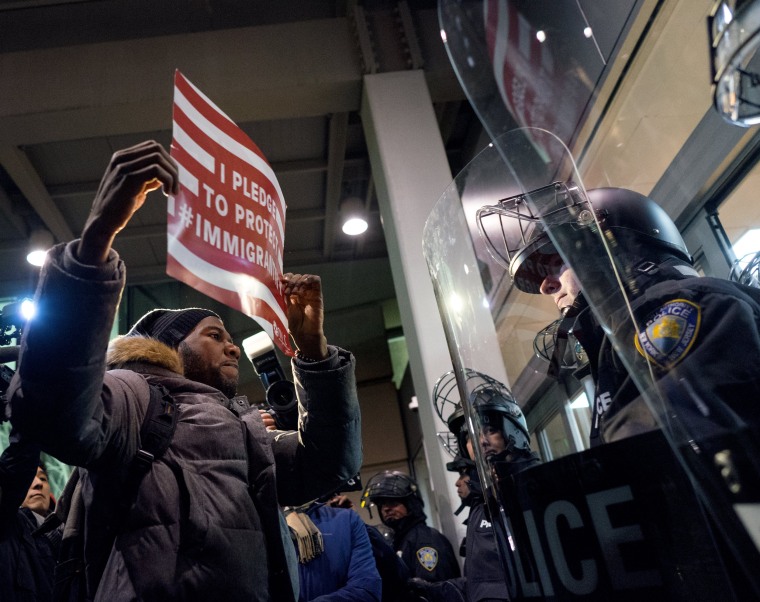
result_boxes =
[168,70,288,344]
[171,73,286,243]
[484,0,551,127]
[484,0,558,134]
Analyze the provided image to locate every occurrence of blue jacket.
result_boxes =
[297,503,381,602]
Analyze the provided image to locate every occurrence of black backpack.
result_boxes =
[38,378,178,601]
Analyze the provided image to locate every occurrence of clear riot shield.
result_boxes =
[425,1,760,599]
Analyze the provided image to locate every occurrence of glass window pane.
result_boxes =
[543,412,574,460]
[570,390,592,449]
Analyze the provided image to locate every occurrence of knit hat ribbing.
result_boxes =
[127,308,220,349]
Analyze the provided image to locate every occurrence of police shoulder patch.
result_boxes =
[416,546,439,572]
[634,299,701,368]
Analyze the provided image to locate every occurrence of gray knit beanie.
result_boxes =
[127,308,221,349]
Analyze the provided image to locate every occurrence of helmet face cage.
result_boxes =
[432,369,463,425]
[533,318,587,370]
[433,368,529,459]
[433,370,466,458]
[477,183,692,294]
[476,181,591,292]
[729,250,760,287]
[709,0,760,126]
[436,431,460,458]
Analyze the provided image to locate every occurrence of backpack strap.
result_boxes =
[117,381,177,519]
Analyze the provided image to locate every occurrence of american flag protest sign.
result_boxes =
[167,70,292,355]
[484,0,592,147]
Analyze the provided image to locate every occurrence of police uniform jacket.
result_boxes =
[392,515,460,583]
[461,493,509,600]
[8,241,363,602]
[574,267,760,445]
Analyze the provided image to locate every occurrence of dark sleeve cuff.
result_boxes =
[292,345,342,371]
[61,240,123,282]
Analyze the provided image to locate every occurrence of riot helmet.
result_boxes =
[477,184,692,294]
[433,369,530,462]
[361,470,424,524]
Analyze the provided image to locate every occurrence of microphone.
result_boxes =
[242,332,298,430]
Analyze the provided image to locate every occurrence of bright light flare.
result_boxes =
[342,217,369,236]
[20,299,36,321]
[26,250,48,267]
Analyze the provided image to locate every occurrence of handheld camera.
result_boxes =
[242,332,298,430]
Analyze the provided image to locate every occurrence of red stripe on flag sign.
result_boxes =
[167,255,290,352]
[172,73,286,236]
[174,71,265,158]
[483,0,591,146]
[168,69,292,356]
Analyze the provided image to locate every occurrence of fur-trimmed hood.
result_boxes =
[106,335,184,375]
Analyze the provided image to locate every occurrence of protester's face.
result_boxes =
[539,262,582,312]
[22,467,51,517]
[379,499,408,522]
[179,316,240,398]
[455,470,471,500]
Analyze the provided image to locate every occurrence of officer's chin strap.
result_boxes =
[548,297,585,379]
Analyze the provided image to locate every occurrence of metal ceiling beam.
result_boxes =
[0,185,27,237]
[0,0,93,9]
[0,19,361,146]
[0,145,74,242]
[0,12,459,147]
[322,112,349,259]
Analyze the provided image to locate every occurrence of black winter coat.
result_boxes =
[0,439,58,602]
[574,270,760,445]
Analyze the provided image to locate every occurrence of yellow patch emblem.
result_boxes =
[634,299,701,368]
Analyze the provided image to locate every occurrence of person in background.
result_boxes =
[484,185,760,596]
[364,471,460,584]
[410,383,538,602]
[7,140,362,601]
[21,465,55,523]
[290,493,381,601]
[0,436,59,601]
[328,494,411,602]
[490,186,760,445]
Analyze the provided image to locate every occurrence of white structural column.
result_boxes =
[361,70,463,545]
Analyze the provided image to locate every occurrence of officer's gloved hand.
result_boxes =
[406,577,440,602]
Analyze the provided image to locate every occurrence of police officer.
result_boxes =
[449,380,539,602]
[480,185,760,597]
[363,471,460,584]
[482,186,760,446]
[411,371,540,602]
